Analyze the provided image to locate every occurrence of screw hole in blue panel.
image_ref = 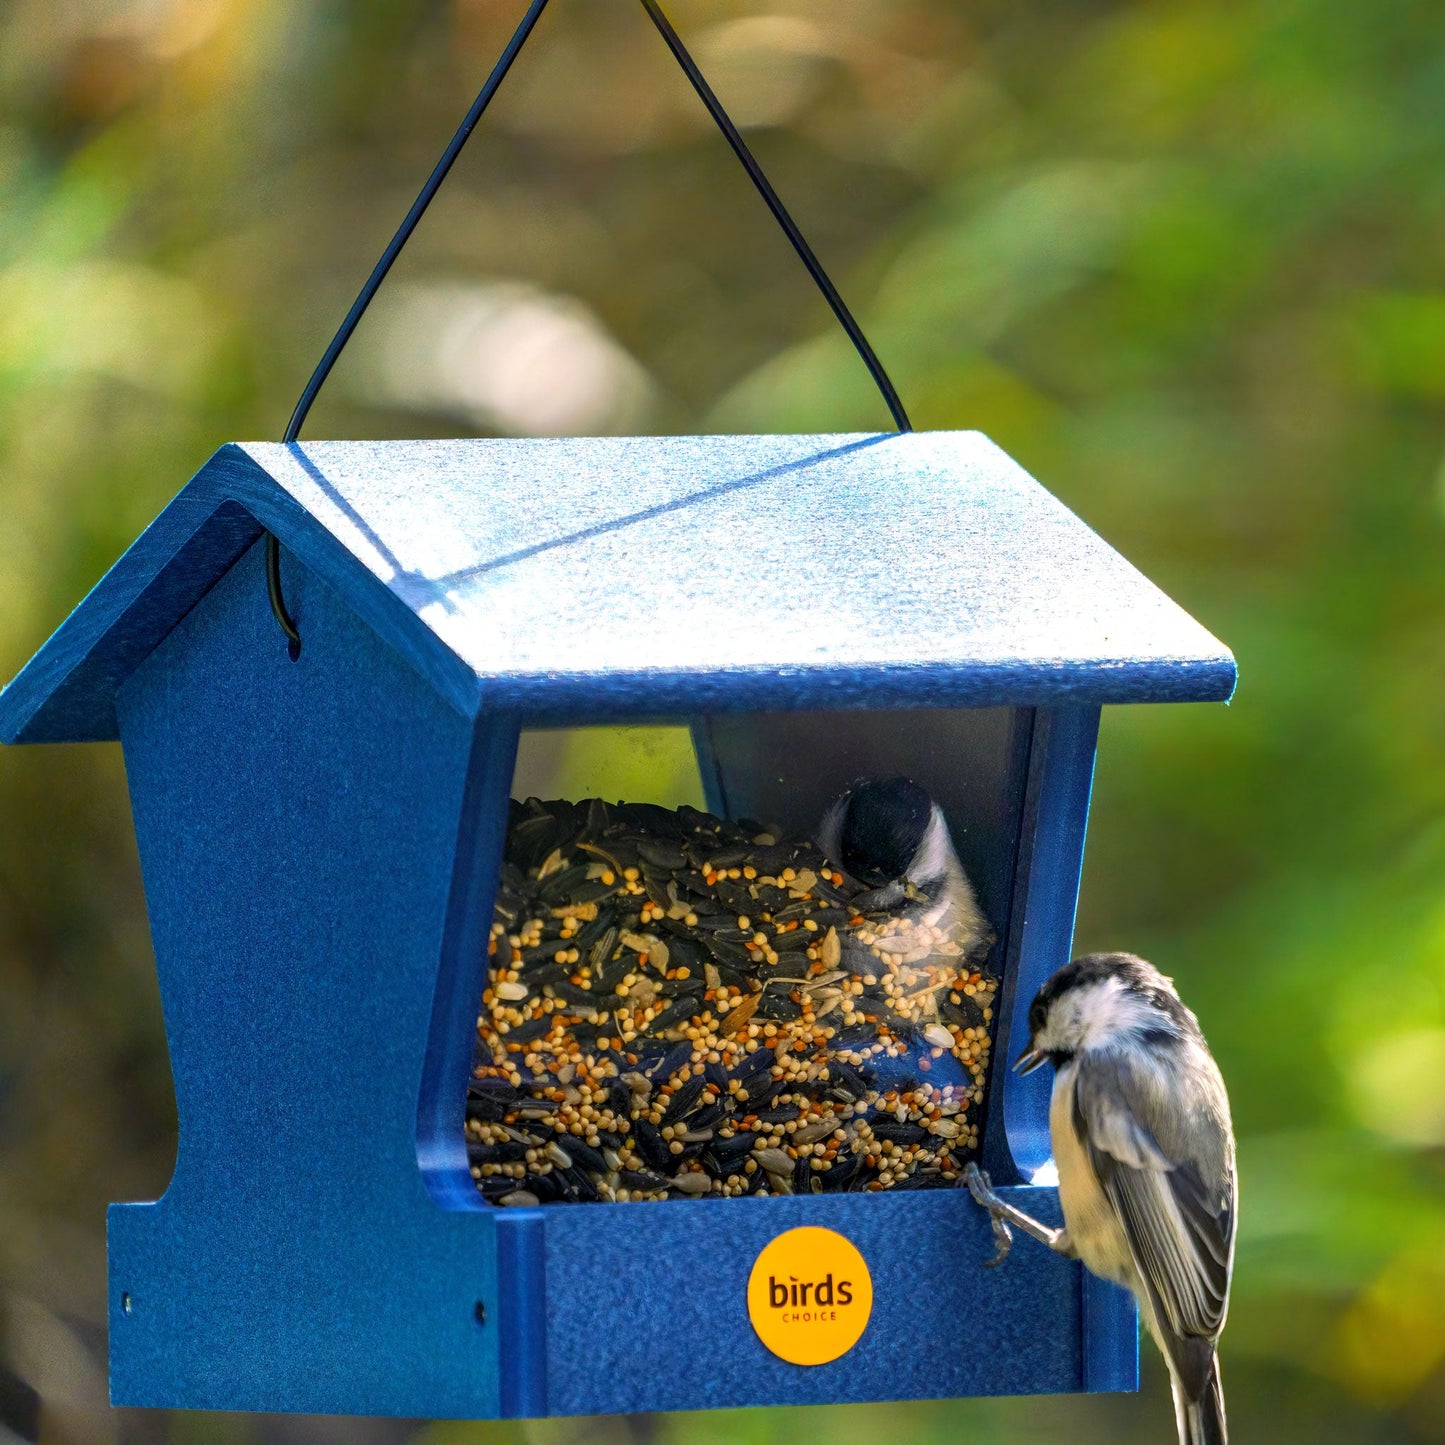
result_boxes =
[473,1300,487,1328]
[121,1292,132,1315]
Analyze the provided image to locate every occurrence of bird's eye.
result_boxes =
[1028,1000,1047,1035]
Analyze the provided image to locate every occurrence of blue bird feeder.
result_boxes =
[0,428,1234,1417]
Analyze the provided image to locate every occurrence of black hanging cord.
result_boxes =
[265,535,302,657]
[282,0,554,446]
[638,0,911,435]
[265,0,553,654]
[267,0,910,648]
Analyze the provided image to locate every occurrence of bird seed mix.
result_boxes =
[469,797,998,1205]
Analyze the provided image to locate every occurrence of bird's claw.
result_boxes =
[963,1160,986,1199]
[964,1162,1015,1267]
[964,1160,997,1208]
[984,1213,1013,1267]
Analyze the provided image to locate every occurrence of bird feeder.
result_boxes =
[0,428,1235,1417]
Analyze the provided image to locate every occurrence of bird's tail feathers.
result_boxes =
[1172,1354,1226,1445]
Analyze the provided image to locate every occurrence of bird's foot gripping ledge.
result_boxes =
[963,1163,1075,1266]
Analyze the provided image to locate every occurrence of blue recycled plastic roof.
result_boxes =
[0,431,1235,743]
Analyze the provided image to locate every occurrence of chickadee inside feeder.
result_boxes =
[964,952,1237,1445]
[817,777,988,945]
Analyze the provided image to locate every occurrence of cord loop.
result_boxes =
[268,0,910,648]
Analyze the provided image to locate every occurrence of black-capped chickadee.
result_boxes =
[817,776,988,945]
[965,952,1236,1445]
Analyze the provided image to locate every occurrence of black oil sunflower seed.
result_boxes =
[466,1096,509,1122]
[619,1169,669,1192]
[637,839,686,870]
[516,1171,557,1202]
[538,863,592,904]
[755,992,802,1022]
[598,952,634,994]
[661,1075,706,1124]
[940,994,986,1029]
[648,998,700,1033]
[870,1120,928,1145]
[756,1105,802,1125]
[504,1017,551,1045]
[688,1100,729,1132]
[525,961,571,989]
[645,1042,695,1081]
[714,1129,757,1156]
[708,951,754,982]
[691,914,737,933]
[704,848,748,869]
[747,1075,789,1109]
[467,1140,530,1164]
[828,1060,869,1101]
[632,1120,671,1172]
[476,1175,521,1200]
[665,935,707,969]
[621,803,685,837]
[730,1051,774,1084]
[657,976,706,1000]
[771,930,811,954]
[564,1139,609,1175]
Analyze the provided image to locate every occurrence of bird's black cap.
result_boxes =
[836,776,934,887]
[1026,951,1194,1039]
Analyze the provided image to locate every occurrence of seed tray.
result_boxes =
[471,796,999,1206]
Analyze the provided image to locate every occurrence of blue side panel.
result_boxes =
[543,1186,1079,1414]
[109,539,508,1416]
[988,706,1101,1183]
[981,704,1140,1396]
[1082,1273,1140,1393]
[496,1211,548,1418]
[416,713,520,1205]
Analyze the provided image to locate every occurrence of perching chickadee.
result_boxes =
[965,953,1236,1445]
[817,777,988,942]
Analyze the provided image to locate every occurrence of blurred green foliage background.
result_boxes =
[1,1,1442,1441]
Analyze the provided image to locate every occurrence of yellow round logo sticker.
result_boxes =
[746,1226,874,1365]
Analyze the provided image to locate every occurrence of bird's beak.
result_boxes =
[1013,1045,1047,1075]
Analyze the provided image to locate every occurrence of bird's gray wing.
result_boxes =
[1072,1048,1235,1399]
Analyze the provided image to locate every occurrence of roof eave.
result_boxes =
[457,652,1237,727]
[0,445,481,744]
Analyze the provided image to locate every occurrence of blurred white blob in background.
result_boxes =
[354,279,656,437]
